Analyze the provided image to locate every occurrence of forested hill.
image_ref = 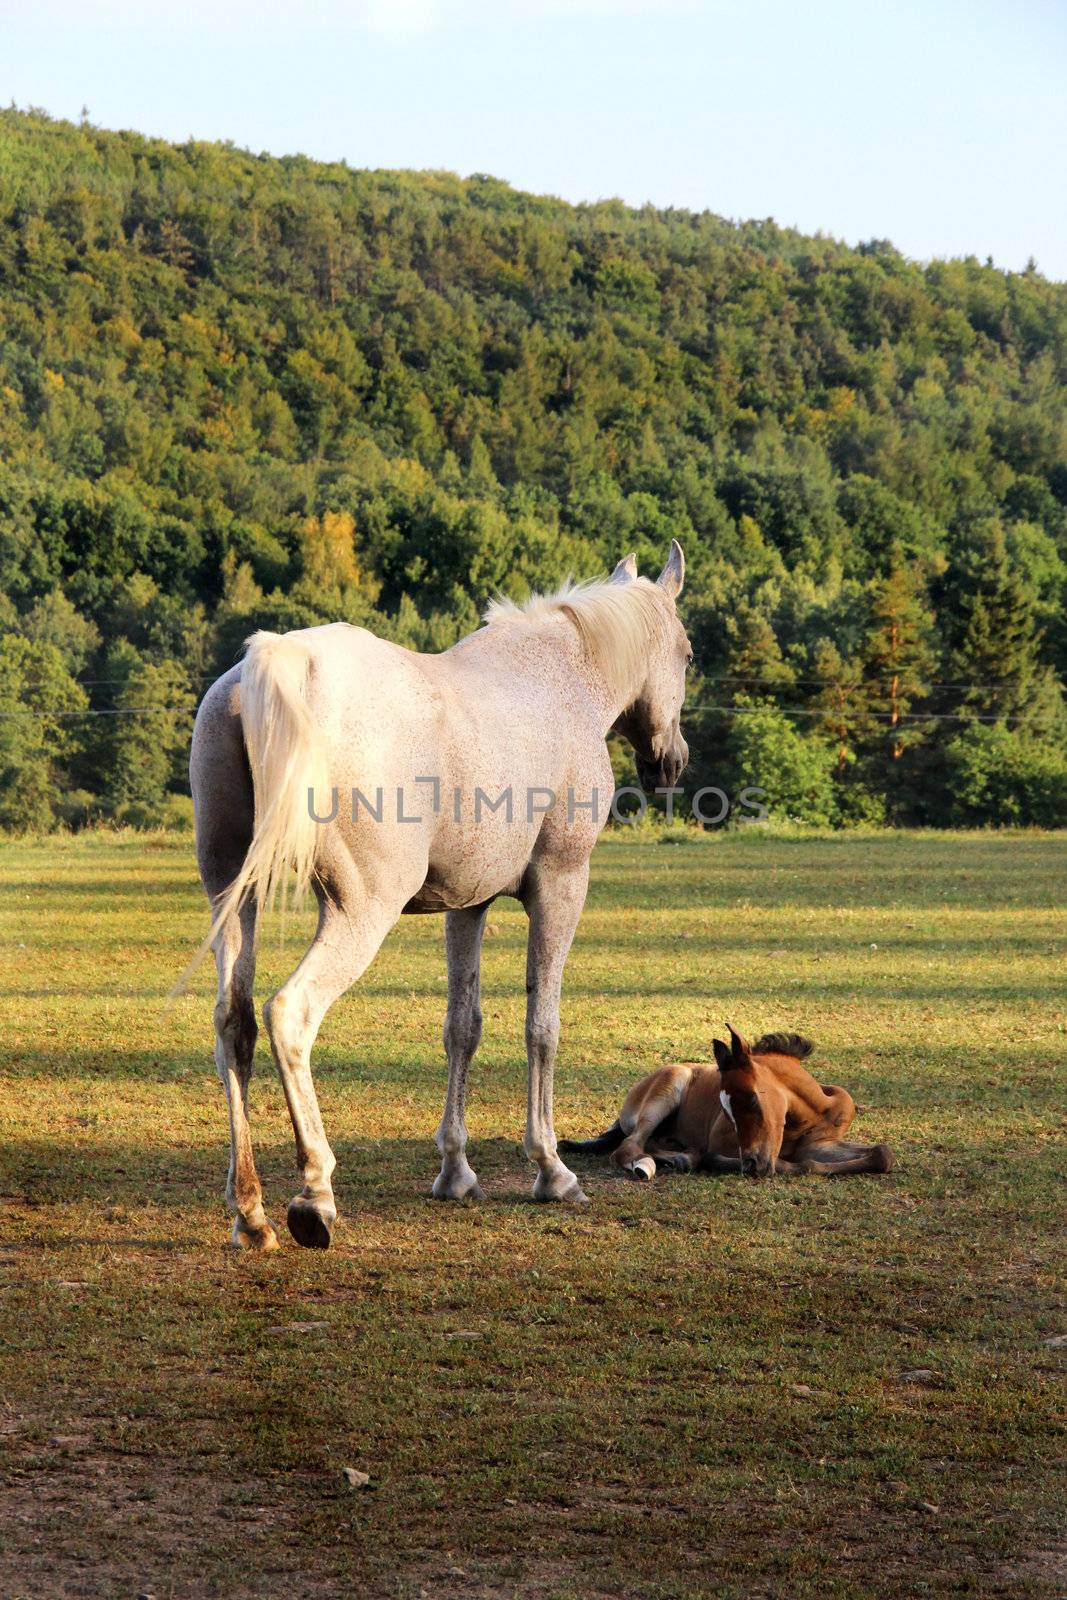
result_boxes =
[2,107,1066,830]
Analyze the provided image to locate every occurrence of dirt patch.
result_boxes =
[1,1417,333,1600]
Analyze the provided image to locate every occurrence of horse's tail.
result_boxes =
[182,632,328,985]
[214,630,329,938]
[559,1120,625,1156]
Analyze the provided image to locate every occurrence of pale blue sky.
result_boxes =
[5,0,1066,277]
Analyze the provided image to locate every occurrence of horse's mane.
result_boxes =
[484,576,671,698]
[752,1032,815,1060]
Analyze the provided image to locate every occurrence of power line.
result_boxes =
[683,703,1059,726]
[2,702,1061,729]
[73,672,221,686]
[696,674,1034,691]
[66,670,1045,692]
[0,706,192,719]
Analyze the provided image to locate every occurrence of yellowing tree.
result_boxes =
[299,511,360,594]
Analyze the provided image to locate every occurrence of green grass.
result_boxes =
[0,828,1064,1599]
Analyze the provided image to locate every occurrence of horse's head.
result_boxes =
[610,540,690,791]
[713,1024,785,1179]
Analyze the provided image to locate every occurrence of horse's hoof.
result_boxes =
[662,1153,693,1174]
[231,1217,281,1253]
[287,1197,334,1249]
[431,1171,484,1203]
[871,1144,895,1174]
[532,1170,589,1205]
[627,1157,657,1182]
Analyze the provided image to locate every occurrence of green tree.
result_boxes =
[720,597,796,695]
[96,644,196,822]
[0,635,88,829]
[942,522,1049,722]
[19,589,101,674]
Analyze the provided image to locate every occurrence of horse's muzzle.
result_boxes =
[741,1153,774,1180]
[636,736,689,793]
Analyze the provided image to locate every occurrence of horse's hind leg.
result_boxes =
[194,669,275,1249]
[790,1140,895,1176]
[699,1152,744,1175]
[433,904,490,1202]
[265,891,402,1249]
[213,898,278,1252]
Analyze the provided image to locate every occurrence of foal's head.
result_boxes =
[713,1024,785,1179]
[610,541,691,790]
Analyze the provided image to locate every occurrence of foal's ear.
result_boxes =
[712,1038,731,1070]
[726,1022,752,1062]
[657,538,685,600]
[611,552,638,584]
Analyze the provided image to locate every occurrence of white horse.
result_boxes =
[190,543,689,1250]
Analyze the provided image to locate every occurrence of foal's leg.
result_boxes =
[648,1146,703,1176]
[702,1147,892,1177]
[265,891,400,1249]
[786,1140,895,1176]
[522,860,589,1204]
[699,1152,744,1175]
[433,904,490,1202]
[213,897,278,1251]
[613,1068,691,1182]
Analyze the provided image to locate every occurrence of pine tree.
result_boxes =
[943,522,1048,723]
[721,597,795,695]
[862,547,936,758]
[808,638,870,775]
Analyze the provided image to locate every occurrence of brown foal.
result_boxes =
[561,1025,894,1181]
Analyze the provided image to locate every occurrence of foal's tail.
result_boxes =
[202,631,329,958]
[559,1121,625,1156]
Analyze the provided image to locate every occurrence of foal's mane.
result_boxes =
[484,576,671,697]
[751,1032,815,1060]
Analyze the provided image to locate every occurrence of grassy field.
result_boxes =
[0,827,1064,1599]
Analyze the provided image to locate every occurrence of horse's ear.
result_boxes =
[657,539,685,600]
[611,552,638,584]
[727,1022,751,1062]
[712,1038,731,1070]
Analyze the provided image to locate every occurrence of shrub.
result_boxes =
[729,702,837,826]
[943,723,1067,827]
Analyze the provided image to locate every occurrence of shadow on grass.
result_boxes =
[2,1116,1061,1224]
[1,1128,541,1206]
[4,1017,1066,1088]
[7,952,1067,1026]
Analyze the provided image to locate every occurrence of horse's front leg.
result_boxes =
[432,903,490,1201]
[522,859,590,1204]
